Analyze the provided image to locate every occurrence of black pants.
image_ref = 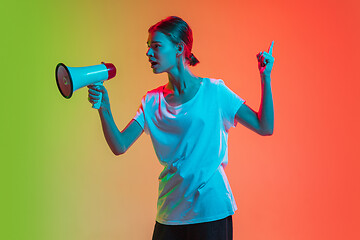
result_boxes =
[152,215,233,240]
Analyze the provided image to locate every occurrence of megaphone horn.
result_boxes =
[55,62,116,99]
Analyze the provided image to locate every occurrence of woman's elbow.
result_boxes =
[263,131,273,136]
[114,151,124,156]
[259,128,274,136]
[112,146,127,156]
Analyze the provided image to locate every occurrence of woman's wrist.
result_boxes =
[261,74,271,84]
[98,103,111,115]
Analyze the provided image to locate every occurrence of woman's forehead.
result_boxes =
[147,31,170,44]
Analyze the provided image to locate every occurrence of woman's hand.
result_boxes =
[257,41,275,80]
[87,83,110,110]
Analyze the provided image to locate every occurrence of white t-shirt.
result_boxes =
[133,78,246,225]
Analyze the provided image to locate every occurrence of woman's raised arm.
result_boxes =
[235,41,275,136]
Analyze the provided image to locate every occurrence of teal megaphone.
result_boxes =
[55,62,116,109]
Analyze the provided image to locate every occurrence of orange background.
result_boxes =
[2,0,359,239]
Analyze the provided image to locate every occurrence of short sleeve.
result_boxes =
[217,79,246,131]
[133,95,146,130]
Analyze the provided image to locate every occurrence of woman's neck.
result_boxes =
[166,64,199,95]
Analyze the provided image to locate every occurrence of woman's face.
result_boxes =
[146,31,178,74]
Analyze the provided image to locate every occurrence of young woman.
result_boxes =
[88,16,274,240]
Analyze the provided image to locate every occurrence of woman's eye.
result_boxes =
[147,44,160,50]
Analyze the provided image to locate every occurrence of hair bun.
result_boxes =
[189,53,200,66]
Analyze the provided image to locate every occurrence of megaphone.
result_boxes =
[55,62,116,109]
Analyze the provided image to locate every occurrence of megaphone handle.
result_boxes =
[92,81,103,109]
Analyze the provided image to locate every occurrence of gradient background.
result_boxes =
[2,0,359,239]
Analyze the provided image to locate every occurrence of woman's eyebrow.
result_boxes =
[147,41,162,45]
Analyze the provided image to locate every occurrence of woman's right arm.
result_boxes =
[88,85,144,155]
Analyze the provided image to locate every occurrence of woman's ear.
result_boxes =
[176,42,185,56]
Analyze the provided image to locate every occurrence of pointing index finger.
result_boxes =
[268,41,274,55]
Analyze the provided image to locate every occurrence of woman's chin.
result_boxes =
[152,68,163,74]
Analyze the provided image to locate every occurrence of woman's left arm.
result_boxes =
[235,41,275,136]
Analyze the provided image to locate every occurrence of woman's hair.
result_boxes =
[148,16,200,66]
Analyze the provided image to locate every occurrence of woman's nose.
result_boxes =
[146,47,153,57]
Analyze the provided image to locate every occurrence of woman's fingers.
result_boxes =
[258,52,274,63]
[257,51,275,69]
[89,93,100,99]
[257,53,266,65]
[88,94,100,102]
[88,91,100,99]
[88,88,100,95]
[88,88,96,94]
[88,88,101,103]
[87,84,106,93]
[256,42,275,74]
[268,41,274,55]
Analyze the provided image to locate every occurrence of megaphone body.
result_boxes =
[56,62,116,109]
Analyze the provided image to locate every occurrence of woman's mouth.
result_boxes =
[151,62,159,68]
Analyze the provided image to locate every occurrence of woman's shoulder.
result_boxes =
[147,84,165,95]
[201,77,224,85]
[201,77,227,89]
[140,84,166,104]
